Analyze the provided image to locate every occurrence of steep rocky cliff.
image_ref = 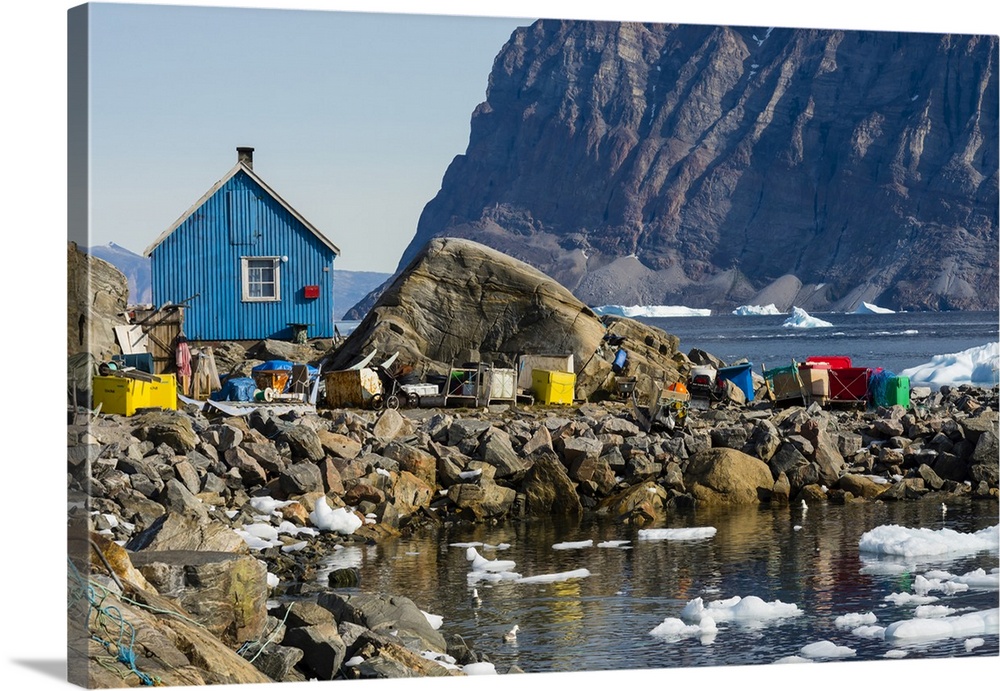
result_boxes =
[388,21,997,313]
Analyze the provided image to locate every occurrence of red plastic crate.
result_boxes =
[829,367,870,402]
[806,355,853,369]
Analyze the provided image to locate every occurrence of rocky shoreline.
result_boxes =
[68,376,999,686]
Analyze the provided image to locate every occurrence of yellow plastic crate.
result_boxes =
[92,376,151,416]
[148,373,178,410]
[532,369,576,405]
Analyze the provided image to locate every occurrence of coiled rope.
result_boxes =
[68,557,161,686]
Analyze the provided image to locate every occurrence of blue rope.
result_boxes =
[69,557,160,686]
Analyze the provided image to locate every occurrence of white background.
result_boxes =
[3,1,997,689]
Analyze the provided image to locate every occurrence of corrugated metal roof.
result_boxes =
[144,160,340,257]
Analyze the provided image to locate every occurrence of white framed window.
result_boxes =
[241,256,281,302]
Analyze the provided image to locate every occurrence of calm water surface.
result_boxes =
[299,499,999,673]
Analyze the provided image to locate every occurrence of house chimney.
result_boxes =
[237,146,254,169]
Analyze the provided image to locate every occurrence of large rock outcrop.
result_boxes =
[68,241,130,359]
[329,237,684,400]
[351,22,997,315]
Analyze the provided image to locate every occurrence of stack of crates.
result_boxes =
[798,362,831,406]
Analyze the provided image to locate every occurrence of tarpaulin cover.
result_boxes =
[253,360,294,371]
[252,360,320,379]
[212,377,257,402]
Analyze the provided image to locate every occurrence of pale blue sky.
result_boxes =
[80,1,998,274]
[86,3,528,271]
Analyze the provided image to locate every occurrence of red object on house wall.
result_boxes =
[303,285,320,299]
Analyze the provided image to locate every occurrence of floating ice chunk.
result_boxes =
[799,640,857,659]
[732,304,782,316]
[950,568,1000,590]
[782,307,833,328]
[851,625,886,639]
[597,540,631,548]
[853,302,895,314]
[884,649,908,658]
[884,607,999,643]
[516,568,591,584]
[467,570,522,585]
[884,592,939,606]
[858,524,999,558]
[681,595,801,625]
[309,497,363,535]
[462,662,498,675]
[650,615,718,642]
[914,605,958,618]
[900,342,999,386]
[965,637,985,652]
[834,612,877,629]
[638,527,717,541]
[914,574,970,596]
[773,655,813,664]
[421,611,443,630]
[592,304,711,318]
[552,540,593,550]
[466,547,517,572]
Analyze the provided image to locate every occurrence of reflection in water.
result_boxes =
[296,499,998,673]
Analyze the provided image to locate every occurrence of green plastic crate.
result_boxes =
[886,375,910,409]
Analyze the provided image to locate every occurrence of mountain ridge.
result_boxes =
[372,21,997,316]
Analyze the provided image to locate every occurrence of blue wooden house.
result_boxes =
[144,147,340,341]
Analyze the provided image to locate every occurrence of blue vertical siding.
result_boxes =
[150,171,336,340]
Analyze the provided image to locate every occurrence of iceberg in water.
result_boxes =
[884,608,999,644]
[853,301,895,314]
[592,305,711,318]
[899,342,999,387]
[782,307,833,328]
[732,304,782,316]
[858,524,999,559]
